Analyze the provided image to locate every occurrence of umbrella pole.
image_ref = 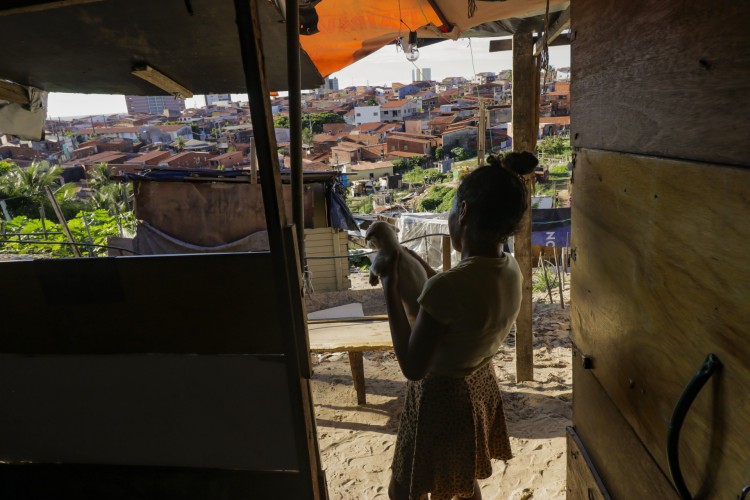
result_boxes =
[512,26,539,383]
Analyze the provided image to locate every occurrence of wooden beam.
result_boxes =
[233,1,323,498]
[0,80,29,105]
[0,0,102,16]
[132,65,193,99]
[512,29,538,382]
[490,33,571,53]
[534,6,571,56]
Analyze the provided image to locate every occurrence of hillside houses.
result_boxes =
[6,70,570,197]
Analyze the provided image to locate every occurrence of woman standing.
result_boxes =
[382,152,538,500]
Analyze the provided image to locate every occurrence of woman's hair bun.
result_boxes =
[502,151,538,176]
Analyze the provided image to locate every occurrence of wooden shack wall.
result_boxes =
[569,0,750,498]
[305,228,350,292]
[134,182,325,246]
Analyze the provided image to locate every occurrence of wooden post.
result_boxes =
[39,205,48,239]
[233,1,322,496]
[442,235,452,271]
[540,250,553,303]
[512,27,539,382]
[82,213,95,257]
[44,186,82,257]
[249,139,258,184]
[348,351,366,405]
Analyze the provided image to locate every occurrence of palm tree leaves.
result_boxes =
[0,160,63,202]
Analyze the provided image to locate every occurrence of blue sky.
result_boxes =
[47,38,570,118]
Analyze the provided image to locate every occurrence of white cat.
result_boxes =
[365,221,428,325]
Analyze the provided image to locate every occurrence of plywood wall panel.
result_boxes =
[571,149,750,497]
[571,0,750,166]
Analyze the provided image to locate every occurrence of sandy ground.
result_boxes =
[309,270,572,499]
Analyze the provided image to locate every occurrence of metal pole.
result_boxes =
[286,0,305,271]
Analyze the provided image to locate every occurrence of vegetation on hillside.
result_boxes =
[0,160,135,257]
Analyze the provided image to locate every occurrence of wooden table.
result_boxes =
[308,318,393,405]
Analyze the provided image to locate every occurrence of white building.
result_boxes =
[206,94,232,106]
[411,67,432,82]
[353,105,381,125]
[380,99,417,122]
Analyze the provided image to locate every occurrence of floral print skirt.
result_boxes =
[391,362,513,500]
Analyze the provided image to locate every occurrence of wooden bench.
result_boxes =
[308,317,393,405]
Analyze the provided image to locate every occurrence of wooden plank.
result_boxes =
[331,229,345,291]
[572,350,678,499]
[0,464,306,498]
[571,0,750,166]
[0,80,29,104]
[533,6,570,56]
[308,321,392,352]
[571,149,750,498]
[512,29,537,382]
[566,427,611,500]
[0,0,102,17]
[489,34,571,53]
[233,2,322,495]
[0,253,288,355]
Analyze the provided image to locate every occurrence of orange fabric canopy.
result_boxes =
[299,0,569,78]
[300,1,443,77]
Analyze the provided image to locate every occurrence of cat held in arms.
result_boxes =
[365,221,428,325]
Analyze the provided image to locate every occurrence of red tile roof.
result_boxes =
[381,99,411,109]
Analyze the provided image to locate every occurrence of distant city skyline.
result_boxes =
[47,37,570,118]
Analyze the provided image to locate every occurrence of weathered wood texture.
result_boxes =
[571,149,750,498]
[571,0,750,167]
[0,253,288,354]
[571,351,678,499]
[308,320,392,352]
[512,29,537,382]
[348,351,366,405]
[566,426,611,500]
[0,465,307,499]
[305,228,350,292]
[134,182,318,246]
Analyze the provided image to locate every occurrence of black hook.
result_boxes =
[667,353,722,500]
[739,485,750,500]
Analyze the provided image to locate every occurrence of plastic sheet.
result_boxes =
[396,213,459,271]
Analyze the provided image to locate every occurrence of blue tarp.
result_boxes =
[531,208,571,247]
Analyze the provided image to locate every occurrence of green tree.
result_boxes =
[273,115,290,128]
[302,127,314,146]
[0,161,64,204]
[365,98,378,106]
[392,158,409,174]
[174,136,186,152]
[435,146,444,160]
[0,160,13,176]
[450,147,472,161]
